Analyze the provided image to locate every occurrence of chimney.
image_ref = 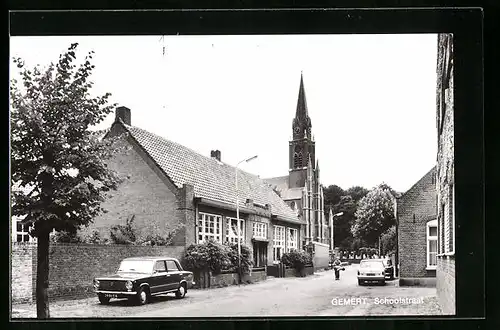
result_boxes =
[115,106,131,126]
[210,150,221,162]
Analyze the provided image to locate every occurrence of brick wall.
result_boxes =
[80,133,184,243]
[398,167,437,281]
[436,33,455,315]
[11,243,185,303]
[436,256,455,314]
[10,243,35,303]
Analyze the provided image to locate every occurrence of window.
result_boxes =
[166,260,179,272]
[287,228,298,252]
[273,225,285,262]
[226,217,245,244]
[13,217,34,243]
[427,220,438,269]
[198,212,222,243]
[252,222,267,239]
[154,261,167,272]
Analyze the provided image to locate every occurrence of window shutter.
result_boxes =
[448,184,454,253]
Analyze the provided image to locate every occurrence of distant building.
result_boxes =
[396,167,437,286]
[435,33,455,315]
[264,73,332,269]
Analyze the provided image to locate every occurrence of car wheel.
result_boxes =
[358,279,364,286]
[98,294,110,305]
[136,287,149,305]
[380,280,386,286]
[175,283,187,299]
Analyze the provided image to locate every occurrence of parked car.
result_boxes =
[381,258,395,280]
[93,257,195,305]
[357,259,386,285]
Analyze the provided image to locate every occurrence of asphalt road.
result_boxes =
[11,265,443,318]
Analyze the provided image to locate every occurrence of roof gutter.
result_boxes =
[195,197,257,215]
[272,214,304,225]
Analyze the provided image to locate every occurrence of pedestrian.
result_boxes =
[333,257,343,280]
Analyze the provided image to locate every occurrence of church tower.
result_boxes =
[289,73,316,189]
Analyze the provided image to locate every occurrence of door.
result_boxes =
[253,241,268,267]
[165,259,182,291]
[151,260,169,294]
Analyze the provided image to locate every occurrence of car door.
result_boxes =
[151,260,169,294]
[165,260,182,291]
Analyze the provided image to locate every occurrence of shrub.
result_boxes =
[224,242,253,274]
[182,240,231,275]
[82,229,109,244]
[281,249,313,271]
[110,216,137,245]
[50,230,82,243]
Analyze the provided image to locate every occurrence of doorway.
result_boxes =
[253,241,268,267]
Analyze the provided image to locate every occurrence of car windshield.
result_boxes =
[360,261,384,269]
[118,260,154,273]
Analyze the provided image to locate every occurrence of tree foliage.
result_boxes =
[323,184,345,208]
[345,186,370,204]
[10,43,122,236]
[380,226,397,256]
[331,195,357,249]
[10,43,122,318]
[351,184,396,246]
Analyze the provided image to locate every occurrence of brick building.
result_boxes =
[396,167,437,286]
[80,106,304,269]
[264,74,332,267]
[435,33,455,315]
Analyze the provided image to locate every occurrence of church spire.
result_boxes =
[295,72,309,120]
[292,72,312,140]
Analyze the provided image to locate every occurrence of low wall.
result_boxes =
[399,277,437,287]
[194,268,267,289]
[10,242,185,304]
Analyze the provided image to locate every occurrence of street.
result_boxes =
[11,265,442,318]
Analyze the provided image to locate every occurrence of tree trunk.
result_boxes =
[36,229,50,319]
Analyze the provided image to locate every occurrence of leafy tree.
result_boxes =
[331,195,356,249]
[10,43,122,318]
[380,226,397,256]
[323,184,345,209]
[351,184,396,246]
[345,186,370,204]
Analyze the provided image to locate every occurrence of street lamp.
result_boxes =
[236,155,258,285]
[331,212,344,256]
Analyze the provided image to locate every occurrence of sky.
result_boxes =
[9,34,438,193]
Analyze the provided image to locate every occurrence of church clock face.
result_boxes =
[294,126,300,134]
[294,145,302,152]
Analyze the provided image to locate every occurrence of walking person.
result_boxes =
[333,257,342,280]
